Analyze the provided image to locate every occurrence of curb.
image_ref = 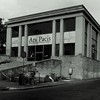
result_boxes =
[0,87,9,91]
[1,78,100,91]
[7,82,65,91]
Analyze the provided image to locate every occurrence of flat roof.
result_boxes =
[7,5,100,30]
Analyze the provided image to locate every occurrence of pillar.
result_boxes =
[97,33,100,60]
[87,23,91,57]
[6,27,12,56]
[75,16,85,56]
[89,25,92,58]
[24,24,28,58]
[52,20,56,57]
[18,25,22,57]
[59,19,64,56]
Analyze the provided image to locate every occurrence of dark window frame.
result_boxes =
[12,26,19,38]
[64,17,75,32]
[28,21,52,36]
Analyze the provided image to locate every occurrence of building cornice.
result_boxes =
[6,5,100,30]
[7,5,84,23]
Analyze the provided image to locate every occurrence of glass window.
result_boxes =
[64,17,75,32]
[27,45,51,61]
[56,20,60,32]
[84,20,88,57]
[44,45,51,59]
[36,45,43,52]
[22,25,24,36]
[92,28,97,60]
[28,46,35,61]
[12,26,19,37]
[64,43,75,55]
[28,21,52,36]
[56,44,59,56]
[11,47,18,57]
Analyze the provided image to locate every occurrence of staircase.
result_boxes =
[0,56,33,71]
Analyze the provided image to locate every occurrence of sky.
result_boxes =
[0,0,100,24]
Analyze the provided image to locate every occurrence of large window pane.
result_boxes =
[56,44,59,56]
[22,25,24,36]
[64,17,75,32]
[64,43,75,55]
[28,21,52,36]
[92,28,97,60]
[12,26,19,37]
[56,20,60,32]
[11,47,18,57]
[36,45,43,52]
[44,45,51,59]
[28,46,35,61]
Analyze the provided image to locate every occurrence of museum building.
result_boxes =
[5,5,100,79]
[6,5,100,61]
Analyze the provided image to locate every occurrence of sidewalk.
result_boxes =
[0,78,100,91]
[0,80,69,91]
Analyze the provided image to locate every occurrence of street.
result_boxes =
[0,80,100,100]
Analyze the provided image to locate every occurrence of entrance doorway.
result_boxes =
[36,52,43,61]
[28,45,51,61]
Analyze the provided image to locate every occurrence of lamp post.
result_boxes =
[21,51,26,73]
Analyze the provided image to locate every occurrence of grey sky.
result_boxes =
[0,0,100,24]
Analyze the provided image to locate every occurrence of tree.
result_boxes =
[0,18,6,54]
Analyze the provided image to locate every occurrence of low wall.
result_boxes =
[35,55,83,79]
[82,57,100,79]
[35,59,62,78]
[1,55,100,81]
[0,55,10,62]
[0,64,33,81]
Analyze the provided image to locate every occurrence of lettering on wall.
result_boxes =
[28,34,52,45]
[12,32,75,47]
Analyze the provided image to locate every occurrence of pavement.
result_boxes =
[0,78,100,91]
[0,79,73,91]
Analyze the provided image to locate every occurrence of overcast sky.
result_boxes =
[0,0,100,24]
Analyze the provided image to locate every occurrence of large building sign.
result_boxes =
[12,31,75,47]
[28,34,52,45]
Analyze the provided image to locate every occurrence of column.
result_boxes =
[52,20,56,57]
[89,25,92,58]
[97,33,100,60]
[87,23,91,57]
[24,24,28,58]
[75,16,85,56]
[18,25,22,57]
[6,27,12,56]
[60,19,64,56]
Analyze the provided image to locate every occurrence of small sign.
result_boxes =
[68,68,73,75]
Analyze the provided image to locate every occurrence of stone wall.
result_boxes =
[0,64,33,81]
[61,55,83,79]
[1,55,100,81]
[35,55,83,79]
[35,59,62,78]
[82,57,100,79]
[0,55,10,62]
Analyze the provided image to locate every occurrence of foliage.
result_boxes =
[0,18,6,54]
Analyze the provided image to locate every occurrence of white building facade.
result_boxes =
[6,5,100,61]
[5,5,100,79]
